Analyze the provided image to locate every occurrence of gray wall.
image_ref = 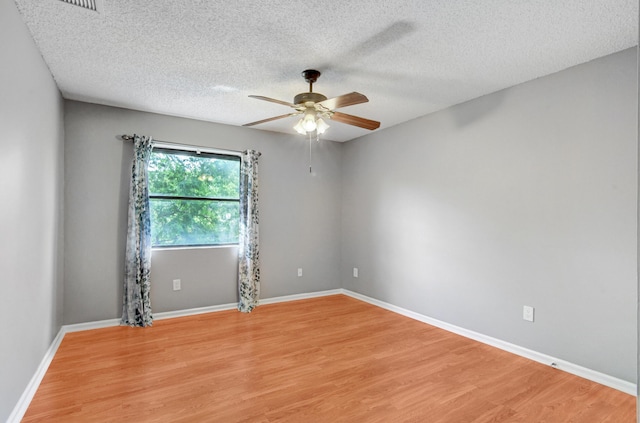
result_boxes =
[0,0,65,420]
[63,101,343,323]
[341,48,638,383]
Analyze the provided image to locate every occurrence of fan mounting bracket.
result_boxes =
[301,69,321,84]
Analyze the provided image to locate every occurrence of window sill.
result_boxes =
[152,244,239,252]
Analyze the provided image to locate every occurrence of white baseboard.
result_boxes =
[63,318,121,332]
[259,289,343,305]
[9,288,636,422]
[151,289,344,320]
[7,328,65,423]
[154,302,238,320]
[153,289,344,319]
[342,289,637,396]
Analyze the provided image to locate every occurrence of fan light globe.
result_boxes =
[293,119,306,135]
[316,118,329,135]
[302,113,317,132]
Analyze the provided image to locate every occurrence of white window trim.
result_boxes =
[152,141,242,158]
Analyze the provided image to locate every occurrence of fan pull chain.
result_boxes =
[308,132,321,173]
[309,132,313,173]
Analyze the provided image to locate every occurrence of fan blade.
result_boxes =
[243,112,300,127]
[330,111,380,130]
[248,95,297,108]
[317,92,369,110]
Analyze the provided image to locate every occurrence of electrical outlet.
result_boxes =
[353,267,359,278]
[523,305,534,322]
[297,268,303,277]
[173,279,181,291]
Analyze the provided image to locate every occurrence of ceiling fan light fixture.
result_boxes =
[316,118,329,135]
[293,119,307,135]
[301,111,317,132]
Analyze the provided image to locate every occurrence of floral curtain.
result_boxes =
[238,150,261,312]
[122,135,154,327]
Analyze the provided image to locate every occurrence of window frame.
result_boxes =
[148,144,242,249]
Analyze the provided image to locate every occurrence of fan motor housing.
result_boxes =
[294,92,327,106]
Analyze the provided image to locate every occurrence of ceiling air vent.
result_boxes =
[58,0,99,12]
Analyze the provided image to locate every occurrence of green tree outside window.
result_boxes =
[148,148,240,247]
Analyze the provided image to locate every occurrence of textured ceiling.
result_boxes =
[13,0,638,142]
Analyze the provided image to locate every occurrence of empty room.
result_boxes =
[1,0,638,422]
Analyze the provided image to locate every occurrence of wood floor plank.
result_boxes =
[22,295,635,422]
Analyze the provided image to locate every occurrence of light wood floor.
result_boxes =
[23,295,635,422]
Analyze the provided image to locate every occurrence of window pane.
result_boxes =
[148,150,240,199]
[150,199,240,247]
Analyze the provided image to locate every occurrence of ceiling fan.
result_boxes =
[243,69,380,135]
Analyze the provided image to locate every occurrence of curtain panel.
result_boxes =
[238,149,261,312]
[122,134,154,327]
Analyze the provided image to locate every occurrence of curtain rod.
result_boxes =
[120,134,243,155]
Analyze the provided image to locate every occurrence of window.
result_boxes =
[148,147,241,248]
